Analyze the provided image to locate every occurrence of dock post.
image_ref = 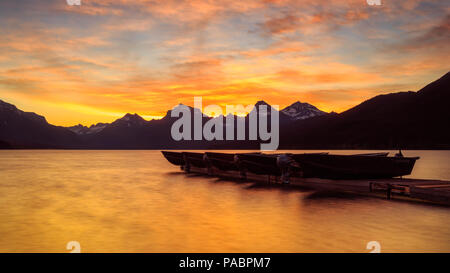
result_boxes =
[182,154,190,173]
[277,154,292,184]
[204,154,213,176]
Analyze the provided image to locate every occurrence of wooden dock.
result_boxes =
[185,166,450,206]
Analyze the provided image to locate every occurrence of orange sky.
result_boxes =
[0,0,449,126]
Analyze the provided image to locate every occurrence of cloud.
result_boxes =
[262,14,302,35]
[401,15,450,51]
[0,0,448,125]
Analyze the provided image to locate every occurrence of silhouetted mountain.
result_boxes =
[281,101,326,120]
[0,99,80,148]
[79,105,214,149]
[110,113,147,127]
[0,72,448,149]
[280,72,450,149]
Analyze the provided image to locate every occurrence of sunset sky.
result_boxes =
[0,0,448,126]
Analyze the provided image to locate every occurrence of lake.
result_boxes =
[0,150,449,252]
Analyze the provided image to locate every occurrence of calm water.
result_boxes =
[0,150,449,253]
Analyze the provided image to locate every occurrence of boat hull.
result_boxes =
[182,152,208,168]
[204,152,239,171]
[291,154,419,179]
[161,151,184,166]
[236,153,281,176]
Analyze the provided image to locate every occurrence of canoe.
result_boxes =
[161,151,184,166]
[291,153,419,179]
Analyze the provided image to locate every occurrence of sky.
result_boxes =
[0,0,448,126]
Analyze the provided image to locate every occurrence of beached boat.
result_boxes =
[290,153,419,179]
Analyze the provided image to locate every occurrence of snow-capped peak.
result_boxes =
[67,122,107,135]
[281,101,326,120]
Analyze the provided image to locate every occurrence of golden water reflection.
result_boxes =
[0,150,449,252]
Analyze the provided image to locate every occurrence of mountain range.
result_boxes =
[0,72,449,149]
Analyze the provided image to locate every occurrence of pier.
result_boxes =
[185,166,450,206]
